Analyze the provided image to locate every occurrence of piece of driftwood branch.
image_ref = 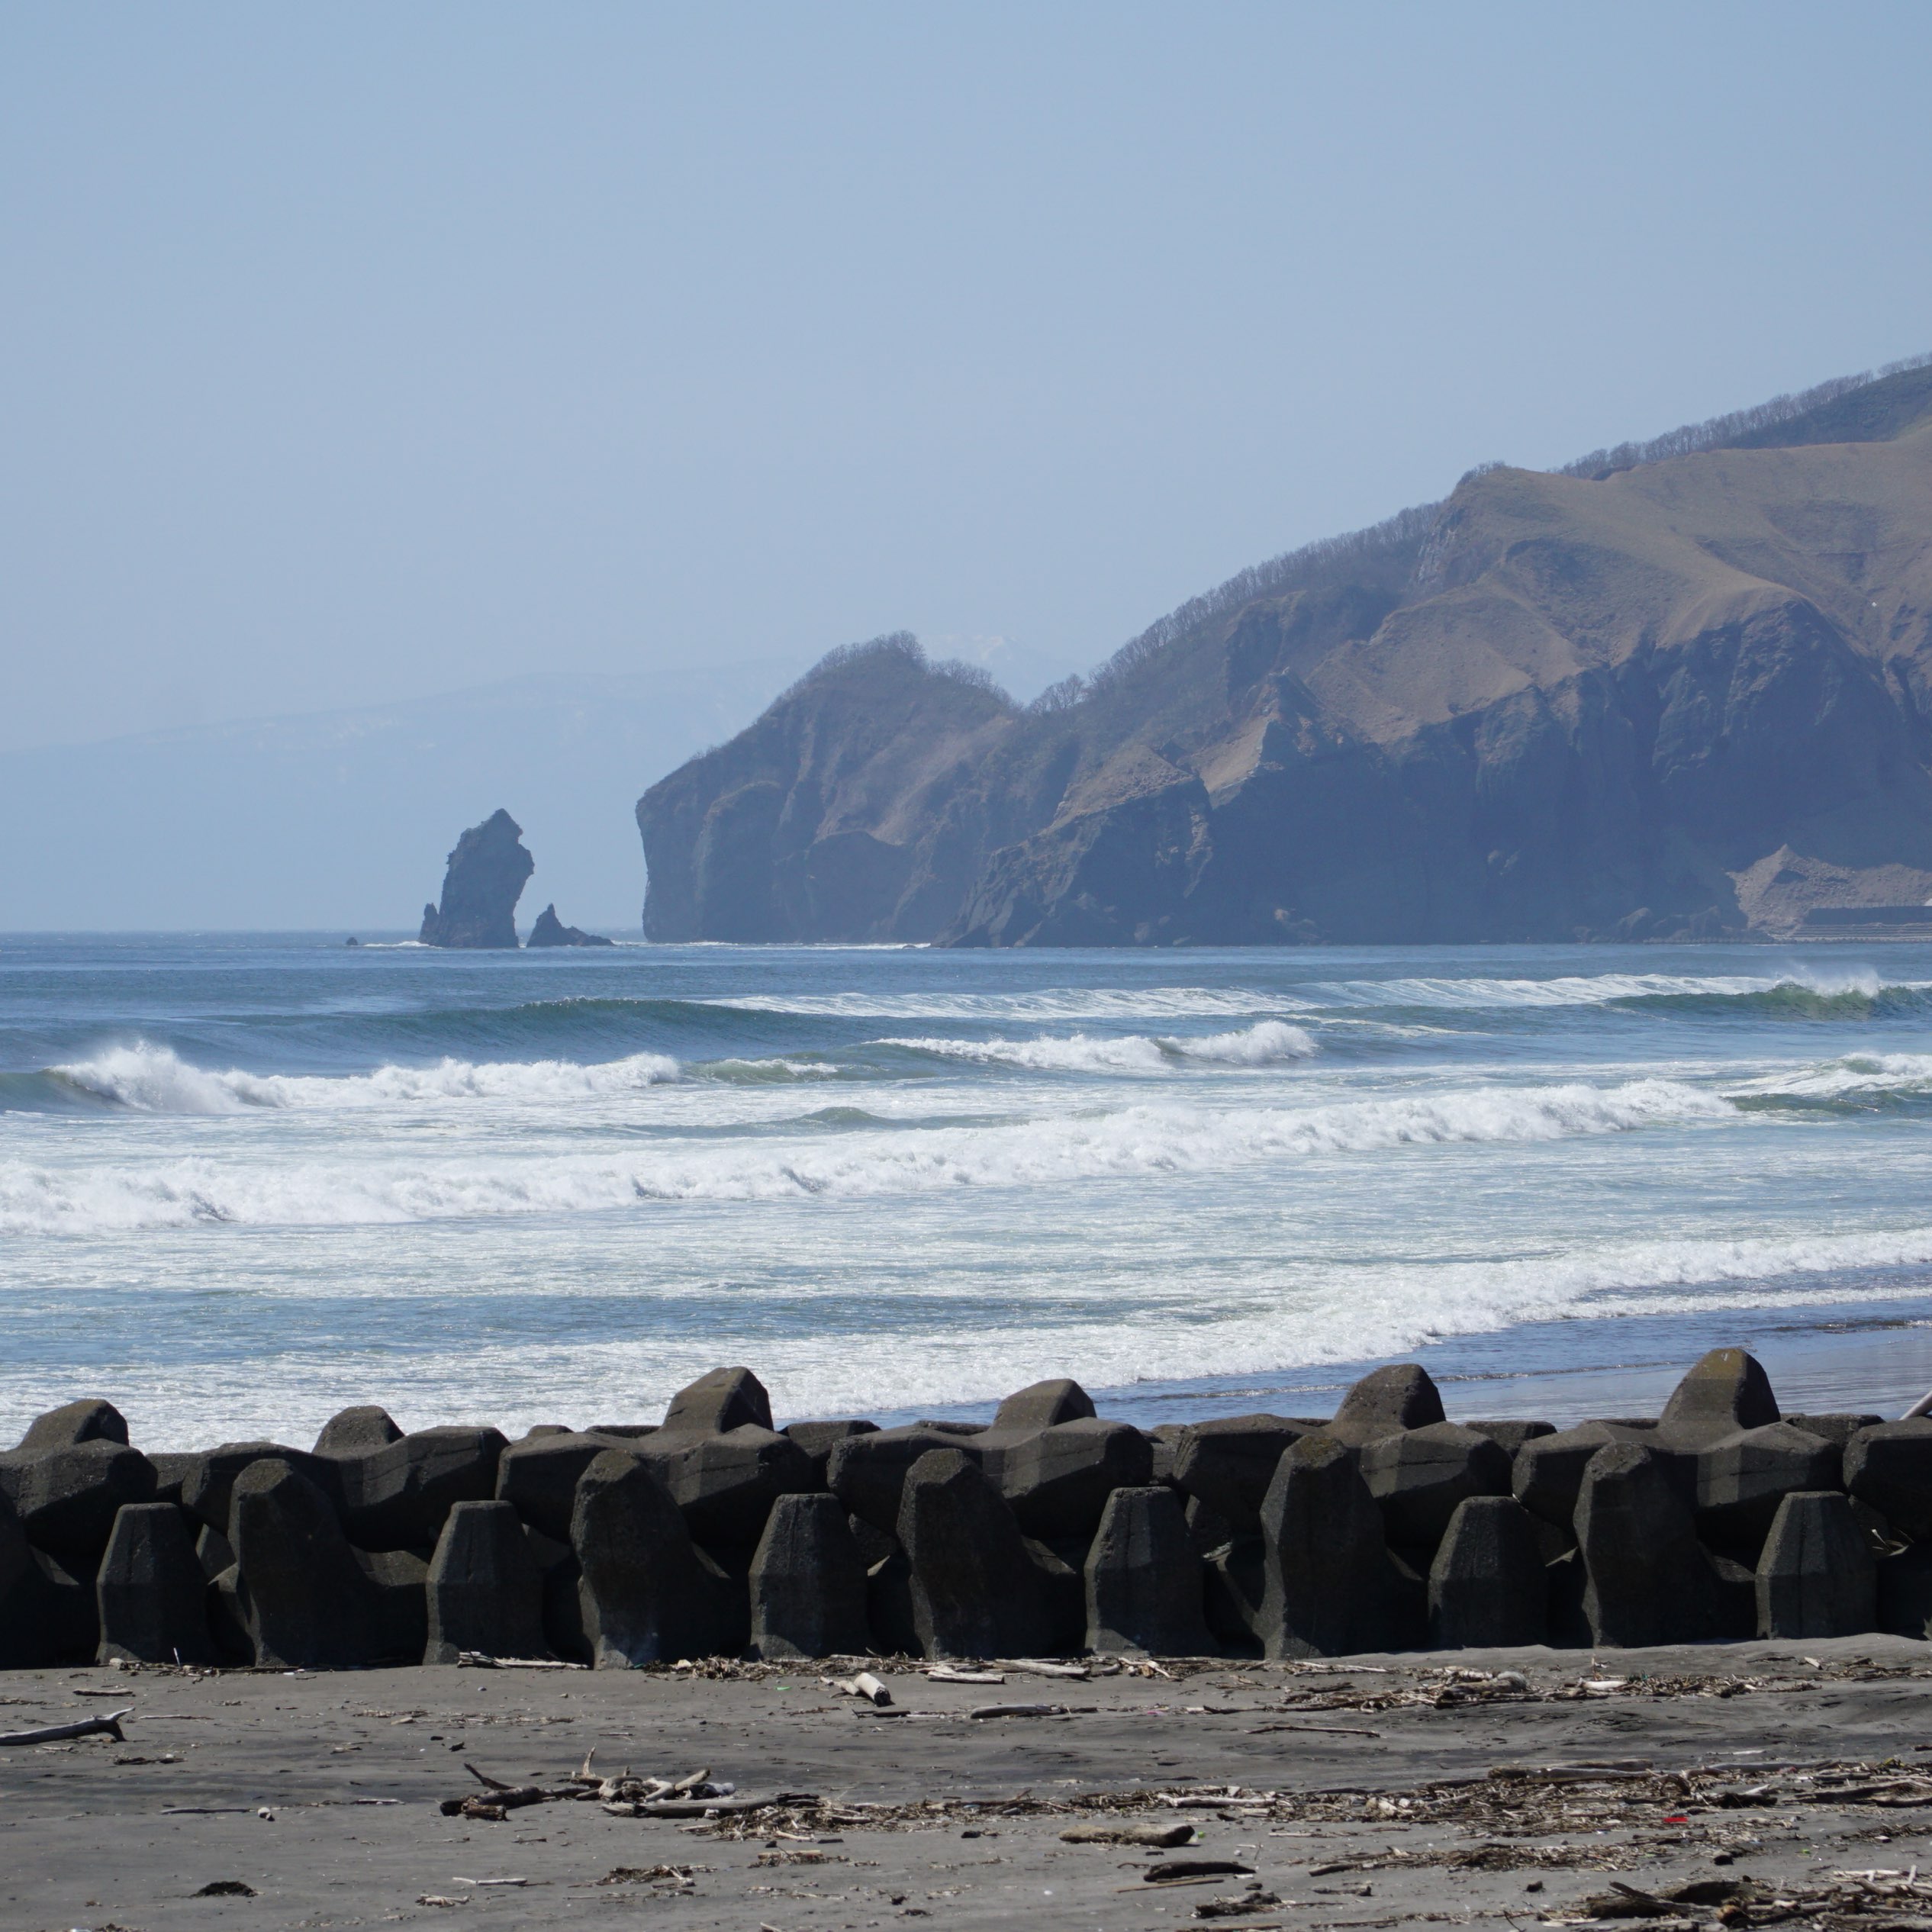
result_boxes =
[926,1666,1004,1685]
[997,1658,1089,1679]
[968,1702,1066,1720]
[1061,1821,1197,1847]
[831,1673,892,1707]
[0,1709,133,1746]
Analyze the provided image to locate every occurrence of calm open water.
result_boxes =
[6,934,1932,1445]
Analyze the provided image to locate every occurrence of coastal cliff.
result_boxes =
[419,809,534,948]
[639,359,1932,945]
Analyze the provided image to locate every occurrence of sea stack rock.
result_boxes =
[418,810,533,948]
[526,904,615,948]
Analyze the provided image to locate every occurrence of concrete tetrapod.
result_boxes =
[897,1448,1052,1660]
[1426,1496,1547,1650]
[426,1499,550,1663]
[96,1502,216,1665]
[1575,1444,1719,1647]
[1084,1484,1212,1657]
[748,1492,870,1660]
[571,1450,741,1666]
[1755,1490,1876,1640]
[1258,1435,1419,1657]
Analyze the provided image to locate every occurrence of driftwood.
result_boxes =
[968,1702,1066,1720]
[456,1651,585,1670]
[1061,1820,1196,1847]
[997,1659,1090,1679]
[830,1671,891,1708]
[0,1708,133,1746]
[926,1665,1004,1685]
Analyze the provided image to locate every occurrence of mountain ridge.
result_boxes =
[639,357,1932,945]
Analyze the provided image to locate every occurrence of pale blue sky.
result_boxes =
[4,2,1930,752]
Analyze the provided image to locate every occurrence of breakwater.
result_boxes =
[3,1351,1928,1668]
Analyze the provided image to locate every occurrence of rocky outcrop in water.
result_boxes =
[419,810,533,948]
[526,904,614,948]
[639,359,1932,944]
[2,1350,1918,1667]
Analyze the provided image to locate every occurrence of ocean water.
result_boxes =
[6,934,1932,1447]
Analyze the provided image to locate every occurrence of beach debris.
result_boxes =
[1194,1884,1282,1919]
[1060,1820,1196,1847]
[1143,1859,1257,1885]
[926,1664,1003,1683]
[830,1670,893,1706]
[0,1708,132,1746]
[192,1881,258,1898]
[455,1650,584,1670]
[968,1702,1066,1719]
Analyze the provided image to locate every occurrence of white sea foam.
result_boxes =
[1729,1054,1932,1102]
[883,1019,1318,1074]
[0,1075,1732,1235]
[51,1041,683,1113]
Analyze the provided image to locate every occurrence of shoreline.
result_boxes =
[7,1637,1932,1929]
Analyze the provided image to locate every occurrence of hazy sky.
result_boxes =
[4,2,1930,752]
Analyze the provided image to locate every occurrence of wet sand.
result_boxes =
[8,1637,1932,1930]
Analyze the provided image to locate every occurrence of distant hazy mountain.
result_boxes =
[640,356,1932,945]
[0,667,800,931]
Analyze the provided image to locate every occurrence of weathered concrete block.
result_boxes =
[1783,1412,1885,1450]
[993,1379,1096,1431]
[426,1500,549,1663]
[0,1496,86,1666]
[897,1448,1051,1660]
[571,1450,740,1665]
[1756,1491,1876,1640]
[1147,1424,1186,1486]
[1463,1421,1556,1456]
[1425,1496,1547,1648]
[338,1427,508,1552]
[522,1524,588,1664]
[356,1547,430,1663]
[828,1425,959,1536]
[1185,1492,1236,1557]
[496,1431,639,1541]
[96,1502,216,1665]
[228,1461,384,1668]
[15,1399,129,1451]
[1576,1444,1718,1647]
[1659,1348,1780,1444]
[1024,1536,1087,1656]
[1000,1419,1154,1542]
[0,1439,158,1573]
[748,1493,869,1660]
[781,1420,878,1483]
[1846,1421,1932,1540]
[1259,1435,1419,1657]
[661,1367,771,1435]
[195,1522,234,1581]
[314,1406,403,1455]
[180,1441,334,1534]
[1327,1364,1446,1446]
[638,1425,818,1552]
[1694,1422,1841,1559]
[1512,1422,1654,1530]
[1171,1415,1316,1537]
[1360,1423,1511,1562]
[1085,1486,1212,1656]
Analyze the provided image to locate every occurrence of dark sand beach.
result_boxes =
[9,1637,1932,1930]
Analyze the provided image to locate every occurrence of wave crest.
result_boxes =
[882,1019,1317,1074]
[47,1041,684,1113]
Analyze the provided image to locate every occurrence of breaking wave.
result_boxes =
[883,1019,1317,1074]
[42,1041,684,1113]
[0,1076,1732,1235]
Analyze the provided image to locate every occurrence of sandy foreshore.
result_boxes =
[7,1636,1932,1930]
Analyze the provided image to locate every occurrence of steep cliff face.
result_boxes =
[638,361,1932,945]
[419,809,534,948]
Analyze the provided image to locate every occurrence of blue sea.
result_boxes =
[6,934,1932,1447]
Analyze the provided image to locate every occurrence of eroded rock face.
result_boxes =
[419,810,533,948]
[638,364,1932,945]
[526,904,614,948]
